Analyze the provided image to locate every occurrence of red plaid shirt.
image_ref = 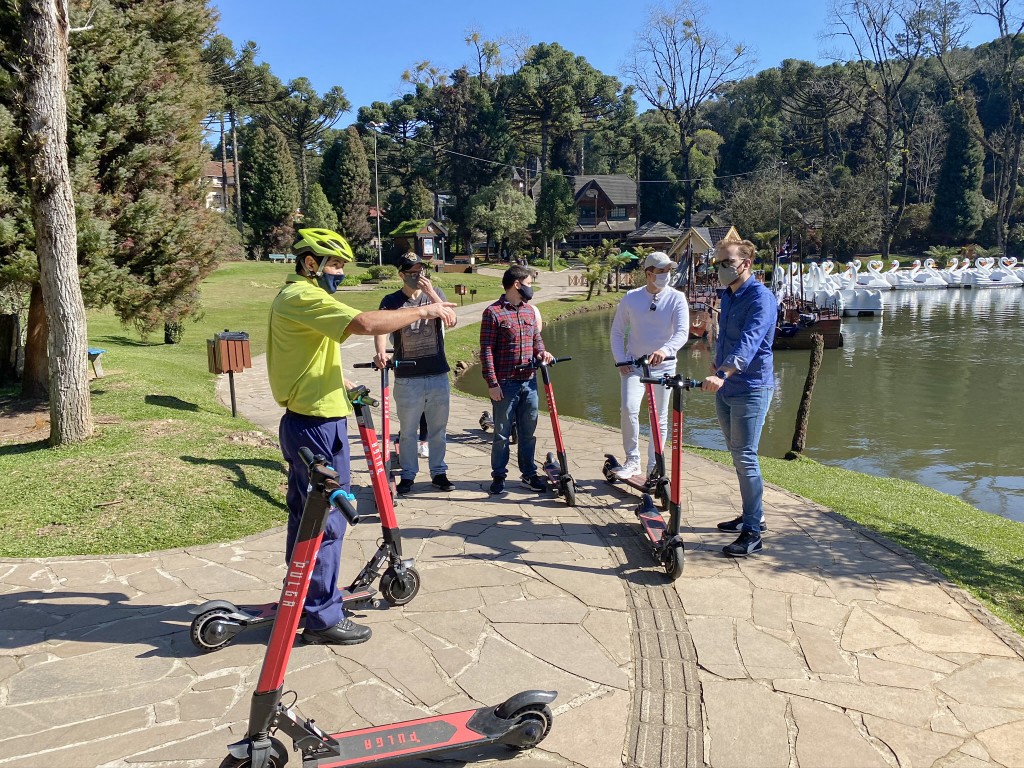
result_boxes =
[479,296,546,388]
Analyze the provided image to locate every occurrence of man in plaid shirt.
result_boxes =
[480,265,554,495]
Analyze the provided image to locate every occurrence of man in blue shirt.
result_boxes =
[703,239,777,557]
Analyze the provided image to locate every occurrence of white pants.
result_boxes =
[620,366,671,471]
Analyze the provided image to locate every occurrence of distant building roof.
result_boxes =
[388,218,448,238]
[572,174,637,206]
[203,160,236,184]
[572,219,638,235]
[628,221,683,242]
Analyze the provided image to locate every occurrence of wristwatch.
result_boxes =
[715,370,728,380]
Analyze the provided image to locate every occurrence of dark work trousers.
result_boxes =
[279,411,351,631]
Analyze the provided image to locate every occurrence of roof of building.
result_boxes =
[572,174,637,206]
[203,161,236,183]
[571,219,638,235]
[388,218,448,238]
[627,221,683,241]
[667,225,741,259]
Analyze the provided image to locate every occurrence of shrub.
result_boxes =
[367,264,398,280]
[354,244,377,264]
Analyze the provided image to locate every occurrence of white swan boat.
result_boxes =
[962,257,1024,288]
[892,259,948,290]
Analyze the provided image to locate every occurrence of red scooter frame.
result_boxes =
[188,387,419,653]
[354,356,414,501]
[221,448,557,768]
[513,357,576,506]
[632,373,702,580]
[602,355,675,510]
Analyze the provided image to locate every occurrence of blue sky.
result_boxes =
[210,0,999,122]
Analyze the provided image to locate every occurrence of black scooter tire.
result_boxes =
[661,543,685,580]
[219,737,288,767]
[561,478,577,507]
[381,566,421,606]
[505,703,554,750]
[657,484,670,512]
[190,608,236,653]
[602,458,618,483]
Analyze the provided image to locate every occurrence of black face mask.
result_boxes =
[517,283,534,302]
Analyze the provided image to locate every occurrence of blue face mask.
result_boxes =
[317,272,345,294]
[517,283,534,302]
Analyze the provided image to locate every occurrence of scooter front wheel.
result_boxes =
[190,608,237,653]
[661,542,685,580]
[561,477,577,507]
[219,737,288,767]
[380,566,421,606]
[505,703,554,750]
[602,457,618,483]
[657,484,670,512]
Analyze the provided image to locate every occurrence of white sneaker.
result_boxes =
[612,460,641,480]
[417,441,429,458]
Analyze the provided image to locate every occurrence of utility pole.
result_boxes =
[369,122,383,265]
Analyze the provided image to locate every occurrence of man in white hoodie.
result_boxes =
[609,251,690,480]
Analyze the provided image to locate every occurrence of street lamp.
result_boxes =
[368,122,383,266]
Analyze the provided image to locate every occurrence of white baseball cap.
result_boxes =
[643,251,677,270]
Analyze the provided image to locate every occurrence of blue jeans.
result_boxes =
[393,374,450,480]
[490,378,539,479]
[715,388,774,535]
[279,411,350,631]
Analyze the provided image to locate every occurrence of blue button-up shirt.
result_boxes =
[715,276,777,395]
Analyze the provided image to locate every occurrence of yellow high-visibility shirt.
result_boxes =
[267,275,361,418]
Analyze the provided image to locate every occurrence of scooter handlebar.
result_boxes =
[353,360,417,370]
[615,355,676,367]
[513,356,571,371]
[639,375,703,390]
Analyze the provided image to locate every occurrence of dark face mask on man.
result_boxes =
[517,282,534,302]
[316,271,345,294]
[402,271,422,289]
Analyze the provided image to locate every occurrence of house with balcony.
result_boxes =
[565,174,638,250]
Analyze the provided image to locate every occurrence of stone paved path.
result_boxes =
[3,273,1024,767]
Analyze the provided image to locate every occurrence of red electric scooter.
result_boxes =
[189,386,421,653]
[513,357,576,506]
[632,372,702,580]
[353,356,413,501]
[602,355,675,510]
[220,447,557,768]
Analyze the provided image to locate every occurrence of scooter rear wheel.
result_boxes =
[661,543,685,580]
[190,608,236,653]
[218,737,288,767]
[505,703,554,750]
[380,566,421,606]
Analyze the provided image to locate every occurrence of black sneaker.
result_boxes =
[431,473,454,491]
[301,617,372,645]
[488,478,506,495]
[717,515,767,533]
[396,478,414,495]
[522,474,547,492]
[723,530,763,558]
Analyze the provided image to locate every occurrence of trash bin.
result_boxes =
[207,330,251,374]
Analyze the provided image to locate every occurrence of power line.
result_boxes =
[369,126,761,185]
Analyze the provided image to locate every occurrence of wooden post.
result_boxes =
[787,333,824,459]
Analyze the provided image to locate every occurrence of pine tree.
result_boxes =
[534,170,575,263]
[319,126,371,245]
[304,182,338,230]
[930,98,985,245]
[241,121,299,255]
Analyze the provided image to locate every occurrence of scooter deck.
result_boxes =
[637,507,668,541]
[311,708,502,766]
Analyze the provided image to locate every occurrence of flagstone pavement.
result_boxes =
[2,273,1024,767]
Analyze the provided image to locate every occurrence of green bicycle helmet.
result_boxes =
[292,228,355,274]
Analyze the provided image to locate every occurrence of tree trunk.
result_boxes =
[22,0,93,445]
[218,112,229,212]
[22,283,49,399]
[230,107,243,232]
[298,149,308,212]
[787,333,824,458]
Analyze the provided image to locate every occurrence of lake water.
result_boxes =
[459,289,1024,522]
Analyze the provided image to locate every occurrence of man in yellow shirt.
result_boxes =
[268,229,457,645]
